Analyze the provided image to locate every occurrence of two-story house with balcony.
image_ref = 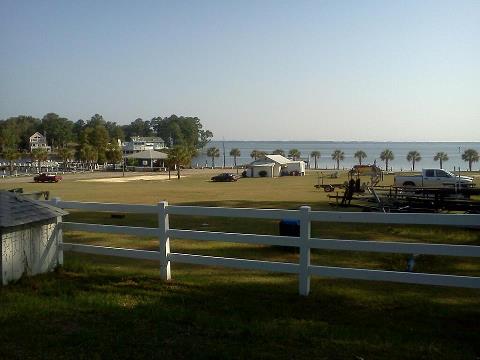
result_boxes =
[122,136,166,155]
[29,132,51,152]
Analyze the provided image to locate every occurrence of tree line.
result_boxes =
[0,113,213,175]
[205,147,480,171]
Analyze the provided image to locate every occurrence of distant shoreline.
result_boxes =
[211,140,480,143]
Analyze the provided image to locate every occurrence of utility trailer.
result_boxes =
[329,184,480,214]
[314,165,382,193]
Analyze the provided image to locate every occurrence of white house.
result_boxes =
[247,155,305,178]
[123,136,166,155]
[29,132,51,152]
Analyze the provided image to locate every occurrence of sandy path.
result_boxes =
[78,174,185,183]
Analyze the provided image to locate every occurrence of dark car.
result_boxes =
[211,173,239,182]
[33,173,62,183]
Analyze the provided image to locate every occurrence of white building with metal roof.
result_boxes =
[247,154,305,178]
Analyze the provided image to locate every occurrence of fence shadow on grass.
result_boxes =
[1,253,479,359]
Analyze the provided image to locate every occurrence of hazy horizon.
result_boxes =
[1,0,479,141]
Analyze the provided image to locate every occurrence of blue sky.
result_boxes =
[0,0,479,141]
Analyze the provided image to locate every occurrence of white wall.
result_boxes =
[251,165,273,178]
[286,161,306,175]
[1,221,60,285]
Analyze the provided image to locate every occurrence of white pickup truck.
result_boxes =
[394,169,474,188]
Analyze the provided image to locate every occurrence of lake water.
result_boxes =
[193,141,480,171]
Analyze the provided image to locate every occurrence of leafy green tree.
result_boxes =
[354,150,367,165]
[462,149,479,171]
[2,148,20,175]
[272,149,285,156]
[229,148,241,168]
[78,144,98,170]
[40,113,73,148]
[0,115,40,150]
[78,126,92,147]
[407,151,421,171]
[380,149,394,171]
[89,125,109,149]
[150,115,213,149]
[0,122,20,151]
[105,121,125,141]
[72,119,86,141]
[30,148,48,173]
[122,118,153,139]
[106,141,123,164]
[310,151,320,169]
[85,125,109,164]
[207,147,220,167]
[288,149,301,160]
[58,147,74,170]
[87,114,106,128]
[331,149,344,170]
[433,152,449,169]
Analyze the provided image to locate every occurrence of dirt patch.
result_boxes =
[77,174,185,183]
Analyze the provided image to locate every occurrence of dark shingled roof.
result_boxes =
[0,191,68,228]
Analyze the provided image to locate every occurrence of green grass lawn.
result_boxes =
[1,170,479,359]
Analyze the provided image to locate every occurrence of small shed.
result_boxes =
[0,191,68,285]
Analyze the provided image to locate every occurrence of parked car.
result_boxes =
[33,173,63,183]
[211,173,240,182]
[394,169,474,188]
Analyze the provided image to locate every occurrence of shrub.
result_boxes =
[258,170,267,177]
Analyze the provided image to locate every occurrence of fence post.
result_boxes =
[158,201,171,280]
[53,197,63,266]
[299,205,311,296]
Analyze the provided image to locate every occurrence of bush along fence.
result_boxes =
[47,198,480,296]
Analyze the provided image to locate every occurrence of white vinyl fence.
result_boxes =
[47,198,480,296]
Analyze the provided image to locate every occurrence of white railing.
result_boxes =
[47,198,480,296]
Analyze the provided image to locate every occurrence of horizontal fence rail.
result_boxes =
[46,199,480,295]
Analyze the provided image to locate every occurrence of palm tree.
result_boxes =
[354,150,367,165]
[462,149,479,171]
[31,148,49,173]
[272,149,285,156]
[229,148,241,168]
[310,151,320,169]
[168,145,194,179]
[407,151,421,171]
[250,149,265,160]
[288,149,301,160]
[2,148,20,175]
[207,147,220,168]
[380,149,394,171]
[331,149,344,170]
[433,152,449,169]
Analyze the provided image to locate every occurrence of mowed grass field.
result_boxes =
[1,170,480,359]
